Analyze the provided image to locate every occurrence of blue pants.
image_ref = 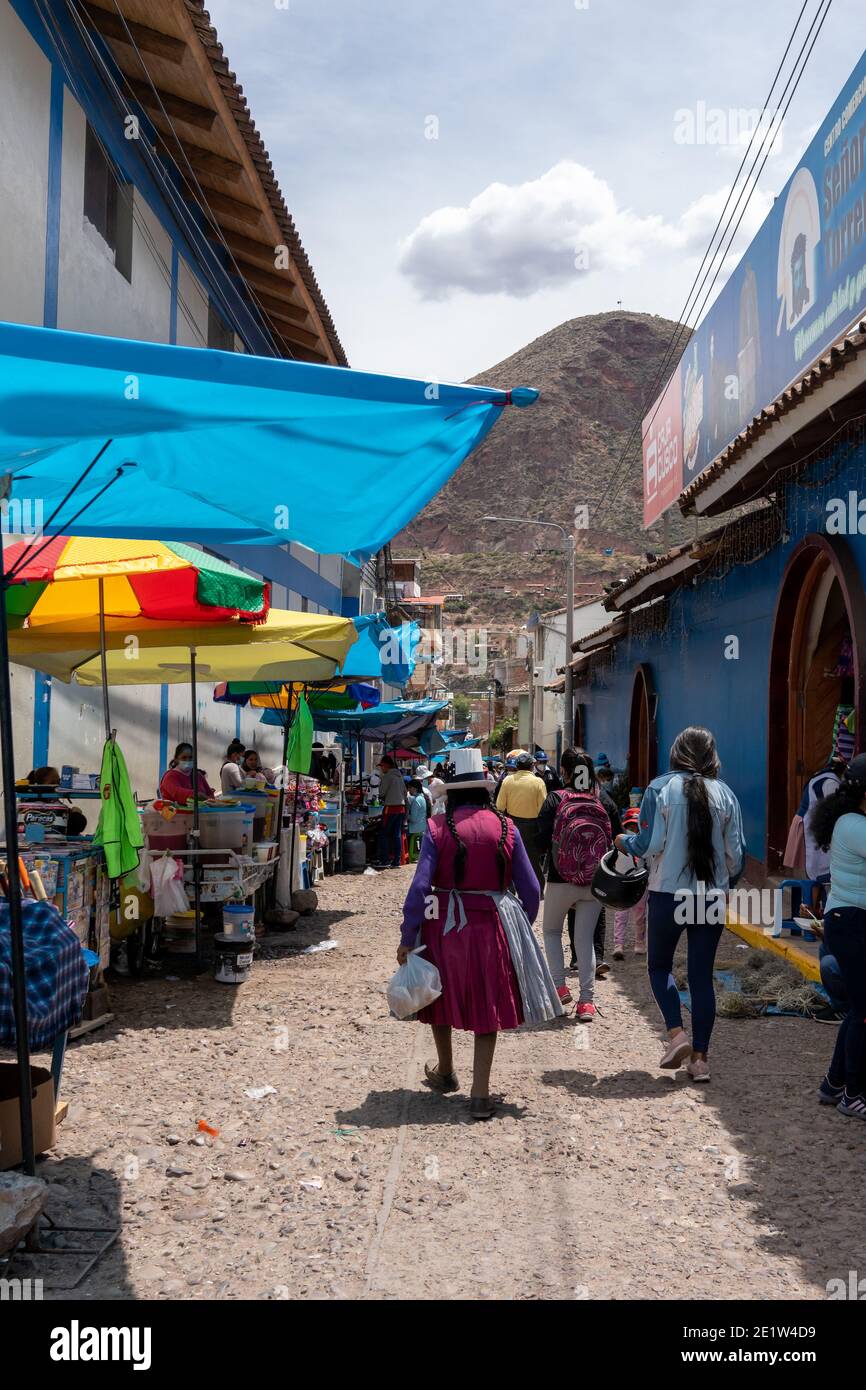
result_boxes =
[824,907,866,1097]
[377,810,405,867]
[647,890,724,1054]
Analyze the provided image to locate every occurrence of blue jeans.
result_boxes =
[377,810,405,867]
[647,890,724,1054]
[824,907,866,1097]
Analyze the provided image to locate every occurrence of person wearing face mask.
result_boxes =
[159,742,214,803]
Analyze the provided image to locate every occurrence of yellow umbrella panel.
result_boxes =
[8,608,357,685]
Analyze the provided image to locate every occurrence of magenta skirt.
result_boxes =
[417,895,523,1033]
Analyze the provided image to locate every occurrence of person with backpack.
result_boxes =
[536,747,612,1019]
[615,726,745,1082]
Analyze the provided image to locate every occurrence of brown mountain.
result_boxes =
[396,310,687,636]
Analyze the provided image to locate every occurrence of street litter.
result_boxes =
[198,1120,220,1137]
[300,1179,323,1191]
[244,1085,277,1100]
[300,940,339,954]
[363,867,378,876]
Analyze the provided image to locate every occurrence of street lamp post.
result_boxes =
[483,515,575,749]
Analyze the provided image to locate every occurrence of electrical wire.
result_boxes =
[594,0,833,530]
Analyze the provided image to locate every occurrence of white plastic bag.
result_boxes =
[149,855,190,917]
[387,945,442,1019]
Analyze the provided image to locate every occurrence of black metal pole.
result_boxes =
[287,687,306,905]
[267,689,292,911]
[189,648,202,966]
[0,529,35,1173]
[98,577,112,742]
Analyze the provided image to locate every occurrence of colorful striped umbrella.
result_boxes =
[3,535,270,629]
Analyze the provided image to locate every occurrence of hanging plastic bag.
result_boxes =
[149,855,190,917]
[386,945,442,1019]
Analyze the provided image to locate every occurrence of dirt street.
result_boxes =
[31,866,863,1301]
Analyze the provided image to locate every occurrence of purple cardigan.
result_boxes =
[399,823,540,946]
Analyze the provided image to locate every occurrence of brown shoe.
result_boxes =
[424,1062,459,1093]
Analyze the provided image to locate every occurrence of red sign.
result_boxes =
[642,367,683,529]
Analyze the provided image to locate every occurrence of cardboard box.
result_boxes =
[0,1064,57,1169]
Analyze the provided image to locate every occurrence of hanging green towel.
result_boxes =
[92,738,145,880]
[286,694,314,775]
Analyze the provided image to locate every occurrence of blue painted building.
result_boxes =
[576,328,866,880]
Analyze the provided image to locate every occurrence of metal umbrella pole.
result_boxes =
[267,688,292,911]
[0,528,35,1174]
[189,647,203,966]
[286,687,307,906]
[97,577,112,743]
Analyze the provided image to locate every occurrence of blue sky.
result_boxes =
[206,0,862,382]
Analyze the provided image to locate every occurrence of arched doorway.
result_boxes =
[628,664,658,790]
[767,535,866,870]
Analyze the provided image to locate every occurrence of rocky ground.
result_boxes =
[17,866,865,1301]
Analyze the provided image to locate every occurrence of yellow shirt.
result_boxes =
[496,769,546,819]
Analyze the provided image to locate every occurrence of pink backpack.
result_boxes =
[552,791,611,885]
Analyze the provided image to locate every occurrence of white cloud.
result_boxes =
[398,159,775,301]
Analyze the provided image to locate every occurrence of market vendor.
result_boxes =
[220,741,246,793]
[242,748,274,784]
[159,742,214,803]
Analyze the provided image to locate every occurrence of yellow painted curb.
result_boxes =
[725,914,821,983]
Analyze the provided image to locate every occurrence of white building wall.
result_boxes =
[176,258,209,348]
[0,2,49,325]
[57,99,172,343]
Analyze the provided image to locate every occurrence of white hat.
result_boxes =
[443,746,488,791]
[414,764,432,780]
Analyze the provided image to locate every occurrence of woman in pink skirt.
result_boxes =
[397,750,553,1120]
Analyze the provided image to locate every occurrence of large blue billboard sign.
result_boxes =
[643,49,866,526]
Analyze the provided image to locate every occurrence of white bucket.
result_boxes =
[222,903,255,938]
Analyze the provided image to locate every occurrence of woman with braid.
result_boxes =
[398,748,561,1120]
[616,726,745,1083]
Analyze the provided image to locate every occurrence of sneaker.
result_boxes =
[818,1077,845,1106]
[595,960,610,979]
[659,1030,692,1069]
[686,1057,711,1083]
[612,947,625,961]
[556,985,573,1006]
[837,1092,866,1119]
[576,1002,596,1022]
[568,954,578,970]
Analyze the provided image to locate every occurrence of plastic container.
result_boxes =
[164,911,197,954]
[342,836,366,872]
[142,807,193,852]
[214,933,254,984]
[222,902,255,938]
[199,804,254,852]
[240,791,276,842]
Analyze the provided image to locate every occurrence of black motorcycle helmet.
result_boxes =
[591,848,649,909]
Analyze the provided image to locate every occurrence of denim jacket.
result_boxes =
[619,771,745,893]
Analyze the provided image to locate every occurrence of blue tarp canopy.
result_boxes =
[0,322,537,563]
[261,697,447,746]
[341,614,420,685]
